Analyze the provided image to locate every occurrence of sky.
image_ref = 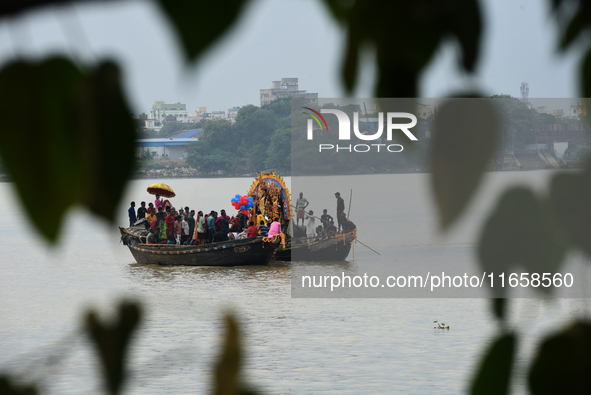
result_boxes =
[0,0,582,115]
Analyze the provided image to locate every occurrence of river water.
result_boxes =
[1,172,590,394]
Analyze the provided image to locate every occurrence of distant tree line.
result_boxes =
[186,98,292,172]
[184,95,585,174]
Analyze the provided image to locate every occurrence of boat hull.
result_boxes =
[274,235,353,262]
[120,227,279,266]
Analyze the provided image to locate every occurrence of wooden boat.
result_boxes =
[119,226,280,266]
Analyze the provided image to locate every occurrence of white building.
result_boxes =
[136,129,201,159]
[416,103,434,119]
[260,78,318,107]
[570,104,582,118]
[536,106,550,114]
[211,110,225,119]
[227,107,240,122]
[150,101,189,124]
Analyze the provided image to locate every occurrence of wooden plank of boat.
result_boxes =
[274,233,354,262]
[119,227,280,266]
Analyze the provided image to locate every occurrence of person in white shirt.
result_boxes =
[181,217,190,244]
[305,210,316,239]
[295,192,309,226]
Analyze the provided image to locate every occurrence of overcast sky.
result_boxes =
[0,0,582,115]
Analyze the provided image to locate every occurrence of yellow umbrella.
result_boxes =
[146,182,176,198]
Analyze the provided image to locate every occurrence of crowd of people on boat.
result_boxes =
[127,187,356,246]
[128,194,284,245]
[294,191,357,242]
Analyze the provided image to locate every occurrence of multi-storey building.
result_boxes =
[150,101,188,123]
[227,107,240,122]
[260,78,318,107]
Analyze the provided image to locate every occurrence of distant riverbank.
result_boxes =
[0,161,584,183]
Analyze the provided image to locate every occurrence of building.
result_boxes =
[260,78,318,107]
[416,103,434,119]
[150,101,189,124]
[227,107,240,122]
[211,110,225,119]
[194,107,207,118]
[570,101,586,119]
[536,106,550,114]
[136,129,201,160]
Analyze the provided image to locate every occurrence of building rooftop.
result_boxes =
[136,138,199,147]
[174,128,202,138]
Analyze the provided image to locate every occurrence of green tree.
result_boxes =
[265,126,291,169]
[490,95,538,149]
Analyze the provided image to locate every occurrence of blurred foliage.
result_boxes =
[214,313,261,395]
[478,188,568,288]
[1,0,591,394]
[430,99,499,229]
[322,0,482,97]
[489,95,538,150]
[154,0,251,62]
[85,301,142,395]
[0,377,37,395]
[528,321,591,394]
[0,57,135,242]
[469,333,516,395]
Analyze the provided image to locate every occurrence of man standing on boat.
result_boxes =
[335,192,345,232]
[128,201,136,227]
[137,201,147,220]
[188,210,196,243]
[295,192,309,226]
[207,211,216,243]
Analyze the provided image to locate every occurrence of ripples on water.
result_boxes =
[1,173,590,394]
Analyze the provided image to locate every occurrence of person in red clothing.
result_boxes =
[166,208,175,236]
[246,221,258,238]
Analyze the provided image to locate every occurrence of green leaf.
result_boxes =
[321,0,353,24]
[155,0,251,62]
[559,13,583,51]
[74,61,137,221]
[448,0,482,72]
[492,298,506,321]
[581,47,591,97]
[430,98,500,229]
[321,0,482,97]
[85,301,142,395]
[342,24,360,93]
[0,377,37,395]
[469,332,516,395]
[549,171,591,257]
[0,57,136,242]
[214,313,242,395]
[0,58,82,241]
[478,188,568,295]
[529,321,591,394]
